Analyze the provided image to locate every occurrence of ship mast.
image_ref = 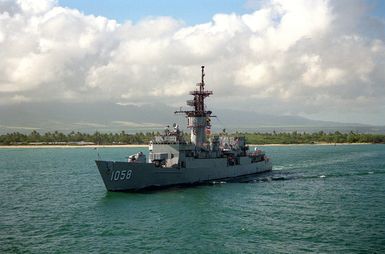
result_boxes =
[175,66,213,146]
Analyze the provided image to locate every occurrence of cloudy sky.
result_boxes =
[1,0,384,125]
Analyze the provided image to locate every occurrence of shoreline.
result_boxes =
[254,142,372,146]
[0,143,374,149]
[0,144,148,149]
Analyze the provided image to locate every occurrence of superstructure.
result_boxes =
[95,66,272,191]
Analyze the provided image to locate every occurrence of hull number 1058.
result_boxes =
[111,170,132,181]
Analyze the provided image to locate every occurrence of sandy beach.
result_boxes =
[0,144,148,149]
[254,142,371,147]
[0,143,372,149]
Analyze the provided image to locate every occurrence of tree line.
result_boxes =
[0,130,384,145]
[242,131,385,144]
[0,130,153,145]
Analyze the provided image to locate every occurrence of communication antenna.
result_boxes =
[201,65,205,86]
[174,66,213,146]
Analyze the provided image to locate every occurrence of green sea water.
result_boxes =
[1,145,384,253]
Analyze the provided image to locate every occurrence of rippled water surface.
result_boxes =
[1,145,385,253]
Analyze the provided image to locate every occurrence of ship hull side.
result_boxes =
[96,159,272,192]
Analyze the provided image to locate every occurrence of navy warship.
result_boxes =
[95,66,272,191]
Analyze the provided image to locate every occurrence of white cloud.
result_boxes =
[17,0,56,15]
[300,54,346,87]
[0,0,384,124]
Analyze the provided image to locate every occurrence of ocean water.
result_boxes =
[0,144,384,253]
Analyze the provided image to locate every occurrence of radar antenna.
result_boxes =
[175,66,213,146]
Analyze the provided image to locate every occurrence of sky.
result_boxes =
[0,0,385,125]
[58,0,251,25]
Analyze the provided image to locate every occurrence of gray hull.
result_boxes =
[95,67,273,192]
[95,158,272,191]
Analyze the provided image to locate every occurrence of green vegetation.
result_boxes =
[241,131,385,144]
[0,130,384,145]
[0,130,154,145]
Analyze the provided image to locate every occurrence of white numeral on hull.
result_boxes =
[110,170,133,181]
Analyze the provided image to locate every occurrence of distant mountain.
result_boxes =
[0,102,172,133]
[0,102,382,134]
